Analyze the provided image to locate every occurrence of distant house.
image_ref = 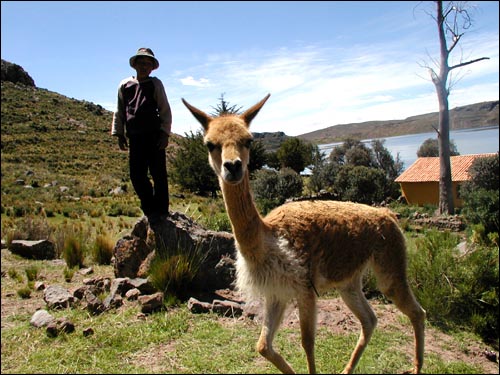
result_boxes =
[395,153,497,207]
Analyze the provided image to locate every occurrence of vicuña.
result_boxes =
[182,94,425,374]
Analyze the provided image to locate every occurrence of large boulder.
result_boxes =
[9,239,56,260]
[1,59,35,86]
[112,212,237,292]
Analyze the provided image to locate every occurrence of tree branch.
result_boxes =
[450,57,490,70]
[447,33,462,54]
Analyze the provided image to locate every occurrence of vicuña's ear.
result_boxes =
[241,94,271,127]
[182,98,212,130]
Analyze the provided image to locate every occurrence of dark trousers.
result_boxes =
[128,132,169,217]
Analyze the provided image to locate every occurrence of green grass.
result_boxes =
[0,304,491,374]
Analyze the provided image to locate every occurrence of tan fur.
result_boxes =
[182,94,425,374]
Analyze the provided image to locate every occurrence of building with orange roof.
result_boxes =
[394,153,497,207]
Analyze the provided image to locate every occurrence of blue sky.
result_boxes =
[2,1,498,137]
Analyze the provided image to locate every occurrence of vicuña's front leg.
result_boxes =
[256,298,294,374]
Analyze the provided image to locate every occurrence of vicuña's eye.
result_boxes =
[206,142,217,152]
[244,139,253,149]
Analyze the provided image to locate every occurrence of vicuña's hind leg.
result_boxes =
[380,279,426,374]
[338,276,377,374]
[257,298,295,374]
[373,226,425,373]
[297,292,318,374]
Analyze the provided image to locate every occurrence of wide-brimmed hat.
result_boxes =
[129,47,159,70]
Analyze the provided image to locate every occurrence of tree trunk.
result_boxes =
[436,87,454,215]
[435,0,454,215]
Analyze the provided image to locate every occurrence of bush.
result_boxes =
[460,153,499,240]
[276,138,315,173]
[63,267,76,282]
[169,130,219,196]
[62,236,85,269]
[24,266,40,282]
[408,230,461,326]
[334,165,387,204]
[17,287,32,299]
[252,168,303,214]
[407,230,499,346]
[91,234,114,265]
[148,241,206,304]
[8,268,23,283]
[417,138,460,157]
[456,244,498,345]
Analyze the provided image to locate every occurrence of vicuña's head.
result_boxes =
[182,94,270,185]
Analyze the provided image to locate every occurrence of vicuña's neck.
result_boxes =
[220,173,267,255]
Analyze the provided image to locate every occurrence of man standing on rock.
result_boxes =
[111,47,172,226]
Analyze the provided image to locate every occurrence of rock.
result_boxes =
[112,211,237,292]
[30,309,54,328]
[83,327,95,337]
[113,236,152,278]
[212,299,244,317]
[34,281,46,291]
[187,297,212,314]
[84,290,105,315]
[9,239,56,260]
[138,292,163,314]
[43,285,75,309]
[46,318,75,337]
[1,59,35,86]
[125,288,140,301]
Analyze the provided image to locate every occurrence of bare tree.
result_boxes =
[421,1,489,215]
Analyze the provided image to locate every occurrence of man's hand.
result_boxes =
[117,135,128,151]
[157,131,169,150]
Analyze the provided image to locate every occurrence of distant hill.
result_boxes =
[296,101,499,145]
[252,131,289,152]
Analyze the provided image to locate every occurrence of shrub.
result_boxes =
[63,267,76,282]
[62,236,85,269]
[8,268,23,283]
[334,165,387,204]
[169,130,219,195]
[407,230,499,346]
[3,215,54,242]
[461,188,499,239]
[455,244,498,346]
[17,287,32,299]
[25,265,40,282]
[460,153,499,241]
[408,230,461,327]
[91,234,114,265]
[252,168,303,213]
[148,240,206,304]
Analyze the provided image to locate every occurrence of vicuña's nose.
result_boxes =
[223,159,242,175]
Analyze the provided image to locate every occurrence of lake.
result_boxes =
[318,125,499,171]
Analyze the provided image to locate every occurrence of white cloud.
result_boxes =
[180,76,211,87]
[170,31,498,137]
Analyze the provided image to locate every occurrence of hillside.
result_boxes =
[297,100,499,144]
[1,81,124,190]
[0,80,185,191]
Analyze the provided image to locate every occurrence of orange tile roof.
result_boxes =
[395,153,497,183]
